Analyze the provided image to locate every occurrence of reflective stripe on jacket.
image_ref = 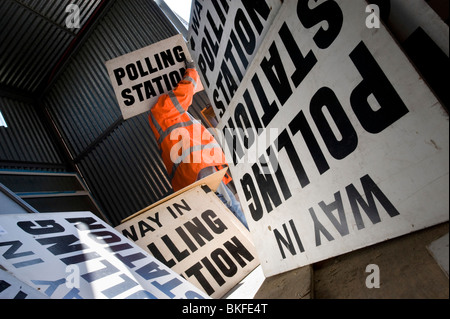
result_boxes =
[148,68,228,191]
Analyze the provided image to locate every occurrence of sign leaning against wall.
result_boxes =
[0,212,209,299]
[209,0,449,277]
[105,34,194,120]
[116,185,259,299]
[187,0,282,119]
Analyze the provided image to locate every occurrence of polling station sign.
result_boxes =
[105,34,194,120]
[116,185,260,299]
[212,0,449,277]
[0,212,208,299]
[188,0,282,119]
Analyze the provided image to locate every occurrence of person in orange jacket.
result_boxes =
[148,60,248,229]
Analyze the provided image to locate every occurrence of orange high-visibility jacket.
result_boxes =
[148,68,229,191]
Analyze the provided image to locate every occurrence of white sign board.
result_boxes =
[188,0,282,118]
[213,0,449,277]
[105,34,194,119]
[1,269,48,299]
[116,185,259,298]
[0,212,208,299]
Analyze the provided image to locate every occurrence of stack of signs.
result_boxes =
[0,212,208,299]
[105,34,197,120]
[189,0,449,277]
[116,185,259,299]
[188,0,283,118]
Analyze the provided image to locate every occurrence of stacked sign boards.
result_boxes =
[0,170,258,299]
[188,0,449,277]
[116,184,259,299]
[0,212,208,299]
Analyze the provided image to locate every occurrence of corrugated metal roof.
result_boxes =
[0,0,102,95]
[76,114,173,224]
[16,0,101,33]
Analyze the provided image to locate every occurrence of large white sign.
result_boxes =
[0,212,208,299]
[105,34,194,119]
[116,185,259,299]
[188,0,282,118]
[213,0,449,277]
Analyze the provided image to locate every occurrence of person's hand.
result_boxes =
[185,59,196,69]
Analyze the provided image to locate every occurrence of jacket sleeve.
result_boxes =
[152,68,199,118]
[171,68,200,112]
[148,68,200,143]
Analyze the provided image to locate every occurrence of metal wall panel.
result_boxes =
[0,0,102,94]
[0,96,66,170]
[15,0,101,34]
[76,114,173,224]
[42,0,208,225]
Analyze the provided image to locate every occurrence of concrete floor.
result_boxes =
[224,222,449,299]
